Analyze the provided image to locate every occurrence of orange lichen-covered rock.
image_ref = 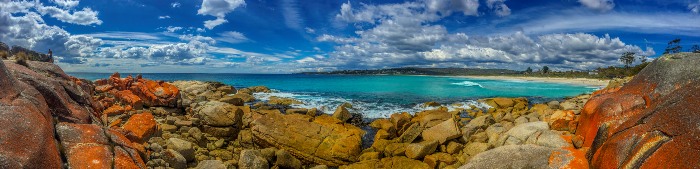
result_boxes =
[549,110,576,131]
[115,90,143,109]
[575,53,700,168]
[130,79,180,107]
[103,104,126,116]
[56,123,146,169]
[122,112,157,142]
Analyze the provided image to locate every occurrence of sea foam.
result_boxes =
[451,81,483,87]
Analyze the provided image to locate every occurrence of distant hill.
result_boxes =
[299,67,522,76]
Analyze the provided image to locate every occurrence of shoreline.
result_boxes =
[456,75,609,88]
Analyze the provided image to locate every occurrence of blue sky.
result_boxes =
[1,0,699,73]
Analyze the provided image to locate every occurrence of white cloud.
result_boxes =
[37,5,102,25]
[319,1,655,71]
[51,0,80,9]
[305,27,315,34]
[486,0,511,17]
[198,0,245,29]
[578,0,615,12]
[425,0,480,16]
[165,26,182,33]
[158,15,171,19]
[203,18,228,30]
[690,1,700,14]
[216,31,249,44]
[281,0,303,30]
[171,2,181,8]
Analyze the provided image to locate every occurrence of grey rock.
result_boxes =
[239,150,269,169]
[196,160,226,169]
[459,145,574,169]
[167,138,195,162]
[547,100,560,109]
[163,149,187,169]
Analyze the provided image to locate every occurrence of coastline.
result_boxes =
[457,75,609,88]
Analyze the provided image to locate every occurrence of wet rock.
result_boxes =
[233,93,256,102]
[332,105,352,122]
[268,96,302,106]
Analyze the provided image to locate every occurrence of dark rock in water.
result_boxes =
[576,53,700,169]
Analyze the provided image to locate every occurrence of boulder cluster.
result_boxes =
[1,52,698,169]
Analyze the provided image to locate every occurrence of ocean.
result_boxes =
[68,73,599,118]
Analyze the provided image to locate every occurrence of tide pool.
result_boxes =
[69,73,598,118]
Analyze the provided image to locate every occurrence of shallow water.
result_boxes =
[69,73,598,118]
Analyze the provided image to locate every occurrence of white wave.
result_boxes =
[451,81,483,87]
[253,91,492,118]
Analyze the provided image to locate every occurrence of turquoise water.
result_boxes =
[69,73,598,118]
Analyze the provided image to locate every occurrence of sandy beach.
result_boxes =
[460,75,610,88]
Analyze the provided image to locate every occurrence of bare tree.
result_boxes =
[620,52,636,68]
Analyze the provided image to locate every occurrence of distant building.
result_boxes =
[588,70,599,75]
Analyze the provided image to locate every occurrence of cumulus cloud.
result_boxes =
[51,0,80,9]
[216,31,249,44]
[578,0,615,12]
[320,1,653,71]
[425,0,480,16]
[36,3,102,25]
[165,26,183,33]
[198,0,245,29]
[486,0,511,17]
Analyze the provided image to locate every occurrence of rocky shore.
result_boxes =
[1,52,698,169]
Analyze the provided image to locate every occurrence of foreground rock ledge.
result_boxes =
[252,110,365,166]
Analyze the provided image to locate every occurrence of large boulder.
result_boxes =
[131,78,180,107]
[252,110,364,166]
[171,80,234,106]
[190,101,244,127]
[56,123,146,169]
[496,122,569,148]
[459,145,588,169]
[576,53,700,168]
[121,112,158,142]
[0,60,100,168]
[421,118,461,144]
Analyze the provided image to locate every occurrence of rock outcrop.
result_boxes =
[459,145,587,169]
[95,73,180,109]
[252,111,365,166]
[0,60,146,168]
[576,53,700,168]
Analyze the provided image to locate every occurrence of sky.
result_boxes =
[1,0,699,73]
